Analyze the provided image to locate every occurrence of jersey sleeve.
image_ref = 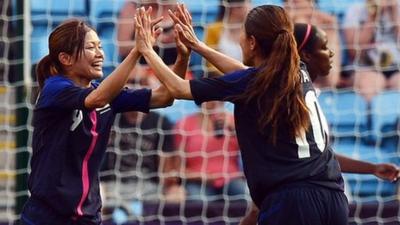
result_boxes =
[189,68,256,105]
[37,77,92,110]
[111,88,151,113]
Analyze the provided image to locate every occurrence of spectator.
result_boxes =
[343,0,400,101]
[101,76,184,219]
[204,0,250,76]
[174,101,247,201]
[284,0,342,88]
[117,0,180,86]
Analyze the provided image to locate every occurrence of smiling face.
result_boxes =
[68,30,105,83]
[300,28,334,81]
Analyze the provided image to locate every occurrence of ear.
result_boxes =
[58,52,73,66]
[249,35,257,51]
[300,50,312,64]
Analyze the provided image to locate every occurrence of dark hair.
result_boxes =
[238,5,310,143]
[36,19,93,89]
[294,23,318,52]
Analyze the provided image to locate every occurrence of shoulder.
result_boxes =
[42,75,76,95]
[220,67,257,82]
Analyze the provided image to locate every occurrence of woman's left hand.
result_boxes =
[373,163,400,182]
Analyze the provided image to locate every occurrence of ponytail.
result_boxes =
[238,30,310,144]
[36,55,59,90]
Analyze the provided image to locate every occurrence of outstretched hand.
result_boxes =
[168,4,201,50]
[134,7,163,54]
[373,163,400,182]
[174,28,191,60]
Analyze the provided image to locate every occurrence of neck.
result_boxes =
[64,73,91,88]
[253,56,265,68]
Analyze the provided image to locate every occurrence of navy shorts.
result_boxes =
[257,183,348,225]
[19,197,102,225]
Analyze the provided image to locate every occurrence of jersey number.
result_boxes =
[296,91,329,158]
[70,110,83,131]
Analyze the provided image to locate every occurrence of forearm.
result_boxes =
[149,85,174,108]
[150,56,190,108]
[336,153,375,174]
[142,49,192,99]
[171,54,190,79]
[85,49,140,109]
[193,42,247,75]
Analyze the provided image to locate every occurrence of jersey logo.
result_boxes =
[70,110,83,131]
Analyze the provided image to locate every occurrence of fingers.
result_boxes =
[179,3,192,25]
[151,16,164,28]
[168,9,185,27]
[154,27,163,40]
[176,4,189,25]
[183,5,193,24]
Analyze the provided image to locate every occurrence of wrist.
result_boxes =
[192,41,205,52]
[176,54,190,64]
[141,48,157,58]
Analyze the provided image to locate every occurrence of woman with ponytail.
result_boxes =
[135,4,348,225]
[20,8,190,225]
[238,23,400,225]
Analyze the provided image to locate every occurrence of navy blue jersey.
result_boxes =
[189,66,344,208]
[29,75,151,217]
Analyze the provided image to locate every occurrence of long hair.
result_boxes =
[36,19,93,89]
[238,5,310,143]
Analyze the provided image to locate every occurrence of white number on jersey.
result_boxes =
[296,91,329,158]
[70,110,83,131]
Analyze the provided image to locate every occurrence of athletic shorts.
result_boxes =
[257,183,348,225]
[19,197,102,225]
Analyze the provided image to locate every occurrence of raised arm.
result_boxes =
[335,153,399,182]
[135,7,193,100]
[85,7,163,110]
[150,24,191,107]
[169,4,247,74]
[84,46,141,110]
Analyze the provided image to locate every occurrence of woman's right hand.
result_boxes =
[134,7,163,54]
[168,4,201,50]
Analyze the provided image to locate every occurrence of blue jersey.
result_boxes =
[29,75,151,217]
[189,66,344,208]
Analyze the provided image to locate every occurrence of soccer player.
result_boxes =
[19,13,190,225]
[237,23,400,225]
[135,4,348,225]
